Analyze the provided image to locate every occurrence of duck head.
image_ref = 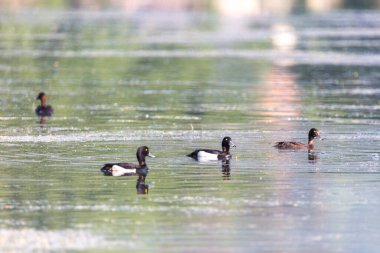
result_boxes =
[36,92,47,105]
[221,137,236,153]
[136,146,155,166]
[308,128,320,144]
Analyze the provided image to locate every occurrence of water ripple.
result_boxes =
[1,49,380,66]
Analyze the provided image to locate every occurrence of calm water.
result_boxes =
[0,9,380,253]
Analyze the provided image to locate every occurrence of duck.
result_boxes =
[274,128,320,150]
[101,146,155,177]
[187,137,236,161]
[35,92,53,117]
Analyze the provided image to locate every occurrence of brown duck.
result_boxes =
[274,128,320,150]
[35,92,53,117]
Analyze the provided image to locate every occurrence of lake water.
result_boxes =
[0,9,380,253]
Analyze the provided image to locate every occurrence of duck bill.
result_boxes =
[148,152,155,158]
[230,141,236,147]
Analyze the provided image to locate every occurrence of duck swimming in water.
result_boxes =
[187,137,236,161]
[274,128,320,150]
[35,92,53,117]
[101,146,155,177]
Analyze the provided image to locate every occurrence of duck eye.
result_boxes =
[145,148,148,151]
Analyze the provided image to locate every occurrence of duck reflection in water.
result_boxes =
[222,159,231,179]
[136,174,149,194]
[308,149,318,163]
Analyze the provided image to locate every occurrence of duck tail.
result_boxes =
[186,151,196,158]
[186,151,199,159]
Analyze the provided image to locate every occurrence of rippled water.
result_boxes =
[1,9,380,253]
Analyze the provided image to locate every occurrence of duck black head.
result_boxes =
[308,128,320,142]
[221,137,236,153]
[36,92,47,105]
[36,92,46,100]
[136,146,155,166]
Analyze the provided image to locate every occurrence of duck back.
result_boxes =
[187,149,221,159]
[274,141,305,149]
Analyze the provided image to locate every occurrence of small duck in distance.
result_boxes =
[35,92,53,117]
[274,128,320,150]
[101,146,155,177]
[187,137,236,161]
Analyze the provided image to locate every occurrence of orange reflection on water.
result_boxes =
[256,65,301,120]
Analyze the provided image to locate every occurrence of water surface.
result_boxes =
[0,9,380,253]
